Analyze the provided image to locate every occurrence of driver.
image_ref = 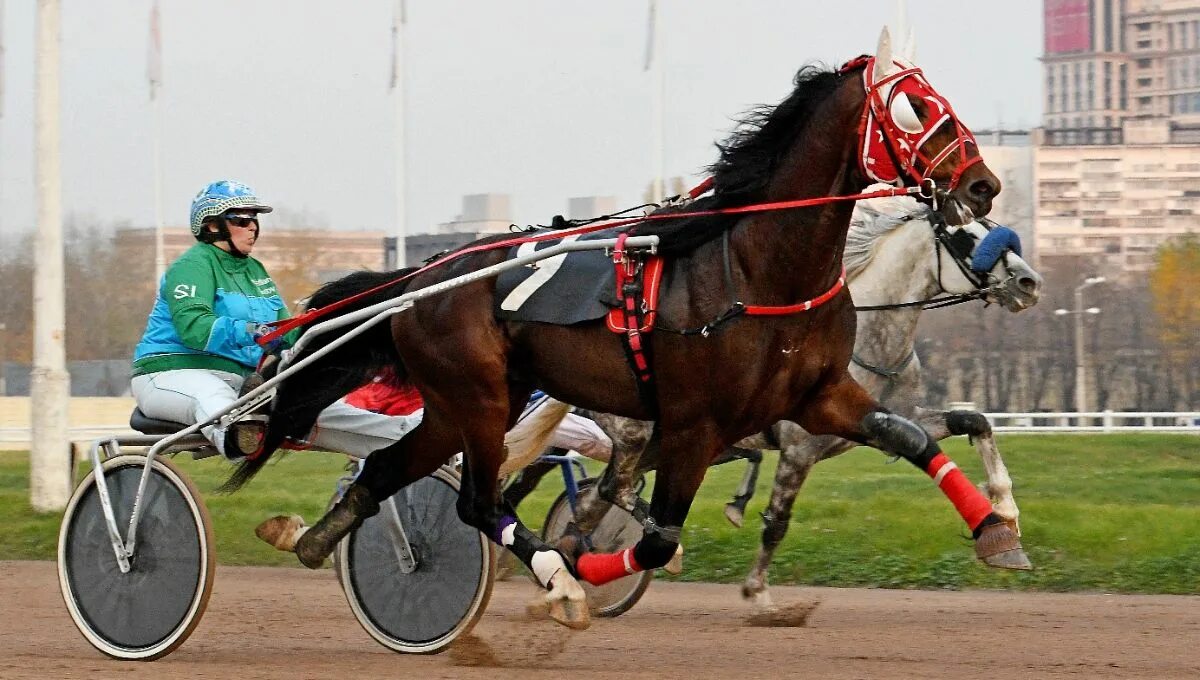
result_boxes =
[131,180,289,459]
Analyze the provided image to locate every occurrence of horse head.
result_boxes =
[934,218,1042,312]
[858,27,1000,225]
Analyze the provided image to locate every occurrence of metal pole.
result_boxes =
[0,323,7,396]
[1074,284,1086,415]
[152,94,165,285]
[1,0,7,243]
[650,0,664,201]
[31,0,71,511]
[392,0,407,267]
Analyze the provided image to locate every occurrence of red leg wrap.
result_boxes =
[925,452,993,530]
[576,548,643,586]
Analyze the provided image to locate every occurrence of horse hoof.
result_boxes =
[254,514,307,552]
[293,531,330,569]
[975,522,1033,571]
[741,585,774,610]
[663,544,684,575]
[538,570,591,630]
[547,597,591,630]
[723,504,745,528]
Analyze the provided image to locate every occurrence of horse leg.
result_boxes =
[453,408,590,630]
[280,407,462,567]
[796,378,1031,571]
[718,448,763,528]
[501,454,560,509]
[742,430,849,609]
[571,425,719,587]
[913,407,1020,536]
[573,414,654,533]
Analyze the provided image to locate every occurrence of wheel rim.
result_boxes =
[61,460,208,654]
[345,473,488,649]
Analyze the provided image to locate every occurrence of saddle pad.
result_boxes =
[494,228,626,325]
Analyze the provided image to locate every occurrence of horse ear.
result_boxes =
[903,27,917,61]
[874,27,894,81]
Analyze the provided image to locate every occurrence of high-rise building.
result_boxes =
[1035,0,1200,274]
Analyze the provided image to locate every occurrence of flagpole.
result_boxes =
[31,0,70,511]
[150,1,165,285]
[0,0,7,241]
[392,0,407,267]
[153,93,165,283]
[649,0,665,201]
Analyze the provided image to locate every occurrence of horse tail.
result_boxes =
[220,268,417,493]
[498,398,572,478]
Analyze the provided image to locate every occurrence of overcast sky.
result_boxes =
[0,1,1043,246]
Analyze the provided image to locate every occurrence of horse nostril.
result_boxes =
[1017,276,1038,293]
[970,178,997,200]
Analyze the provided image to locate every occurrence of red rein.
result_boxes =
[256,57,966,348]
[257,183,920,347]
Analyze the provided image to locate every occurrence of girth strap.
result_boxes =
[612,233,659,415]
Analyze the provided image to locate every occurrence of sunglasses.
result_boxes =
[224,213,260,228]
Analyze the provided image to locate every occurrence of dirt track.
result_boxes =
[3,560,1198,679]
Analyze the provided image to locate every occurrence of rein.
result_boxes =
[257,182,929,347]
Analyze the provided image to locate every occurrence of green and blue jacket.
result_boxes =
[133,243,292,377]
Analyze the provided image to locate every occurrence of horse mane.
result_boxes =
[631,62,861,256]
[843,188,931,279]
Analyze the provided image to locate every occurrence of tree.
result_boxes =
[1148,233,1200,407]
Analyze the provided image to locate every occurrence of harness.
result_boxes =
[854,213,1019,313]
[255,55,981,410]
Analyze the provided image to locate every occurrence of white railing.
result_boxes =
[985,411,1200,434]
[0,425,134,446]
[2,412,1199,446]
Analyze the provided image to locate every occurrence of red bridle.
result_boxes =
[846,55,982,191]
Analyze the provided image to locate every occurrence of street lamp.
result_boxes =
[1054,276,1105,416]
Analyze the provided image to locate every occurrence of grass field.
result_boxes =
[2,434,1198,593]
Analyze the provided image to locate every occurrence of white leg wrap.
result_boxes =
[500,522,517,547]
[530,549,565,588]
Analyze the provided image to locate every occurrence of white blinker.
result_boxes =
[890,94,924,134]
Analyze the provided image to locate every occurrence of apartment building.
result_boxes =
[1036,0,1200,274]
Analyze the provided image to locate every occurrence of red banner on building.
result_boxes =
[1045,0,1092,54]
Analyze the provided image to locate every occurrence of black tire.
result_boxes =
[335,466,494,654]
[58,454,215,661]
[541,478,653,618]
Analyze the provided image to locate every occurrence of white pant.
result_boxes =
[131,370,611,462]
[131,369,245,457]
[310,398,613,462]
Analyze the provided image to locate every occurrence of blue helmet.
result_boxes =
[189,180,273,238]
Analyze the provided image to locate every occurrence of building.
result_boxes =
[1035,0,1200,274]
[116,226,388,283]
[978,130,1036,258]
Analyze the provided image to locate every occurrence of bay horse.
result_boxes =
[555,189,1042,609]
[238,29,1016,629]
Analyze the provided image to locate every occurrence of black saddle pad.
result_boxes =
[494,228,625,325]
